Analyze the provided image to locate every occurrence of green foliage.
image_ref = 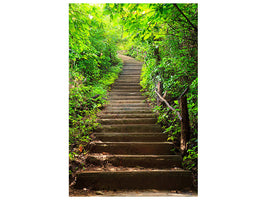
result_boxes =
[69,3,122,160]
[187,78,198,136]
[183,143,198,170]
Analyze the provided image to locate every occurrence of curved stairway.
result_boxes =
[74,55,193,191]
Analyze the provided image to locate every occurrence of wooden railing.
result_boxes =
[155,83,191,155]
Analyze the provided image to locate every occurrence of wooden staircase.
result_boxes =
[74,55,193,191]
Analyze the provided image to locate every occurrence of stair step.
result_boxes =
[121,68,141,70]
[108,100,146,103]
[92,132,167,142]
[121,67,141,69]
[112,85,141,89]
[123,64,142,66]
[112,84,141,88]
[109,96,146,100]
[75,170,193,190]
[98,118,157,125]
[102,110,153,114]
[111,89,141,93]
[96,124,161,132]
[89,142,174,155]
[86,155,182,168]
[120,73,141,76]
[107,103,147,107]
[122,66,142,68]
[105,107,151,111]
[113,81,140,85]
[121,71,141,74]
[109,92,143,96]
[99,113,156,118]
[119,75,140,77]
[115,79,140,82]
[123,63,142,65]
[119,76,140,78]
[119,78,140,82]
[121,70,141,73]
[115,80,140,83]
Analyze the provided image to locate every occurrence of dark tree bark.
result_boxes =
[180,95,191,155]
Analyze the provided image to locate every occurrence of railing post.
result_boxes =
[180,95,190,155]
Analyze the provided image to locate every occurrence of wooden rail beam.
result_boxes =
[155,90,182,121]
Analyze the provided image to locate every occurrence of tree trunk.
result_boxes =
[180,95,190,155]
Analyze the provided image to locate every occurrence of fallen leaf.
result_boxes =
[79,145,83,153]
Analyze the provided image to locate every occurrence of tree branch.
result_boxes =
[155,90,182,121]
[173,4,198,33]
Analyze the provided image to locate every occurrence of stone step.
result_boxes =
[122,66,141,68]
[107,100,146,104]
[89,142,174,155]
[109,92,143,96]
[75,170,193,190]
[112,83,140,86]
[121,67,141,70]
[102,110,153,114]
[92,132,167,142]
[121,69,141,73]
[107,103,147,107]
[86,155,182,168]
[109,96,145,100]
[115,80,140,83]
[123,66,141,68]
[111,90,141,93]
[105,107,150,111]
[112,85,141,90]
[113,83,140,86]
[121,70,141,73]
[96,124,161,133]
[99,113,156,119]
[116,76,140,79]
[120,77,140,83]
[113,82,140,87]
[111,89,141,92]
[119,75,140,78]
[120,73,141,76]
[97,118,157,125]
[123,65,142,68]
